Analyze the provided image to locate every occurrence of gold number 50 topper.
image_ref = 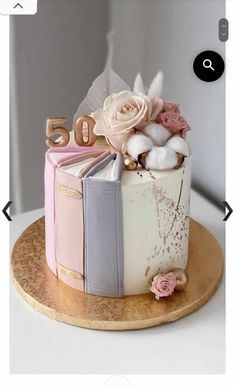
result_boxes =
[46,116,97,148]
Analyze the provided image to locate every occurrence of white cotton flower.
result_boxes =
[143,123,171,146]
[145,146,179,170]
[166,135,189,156]
[126,133,153,160]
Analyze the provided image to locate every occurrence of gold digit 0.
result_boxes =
[74,116,97,147]
[46,117,70,148]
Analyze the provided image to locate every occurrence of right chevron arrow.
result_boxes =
[223,201,233,221]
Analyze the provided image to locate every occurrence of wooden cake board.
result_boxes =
[11,217,223,330]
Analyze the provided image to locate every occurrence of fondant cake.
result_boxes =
[44,49,191,300]
[45,148,190,297]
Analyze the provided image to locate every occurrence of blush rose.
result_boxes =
[161,101,180,114]
[156,112,190,135]
[150,272,177,300]
[93,90,163,151]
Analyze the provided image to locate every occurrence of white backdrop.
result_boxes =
[110,0,225,207]
[10,0,225,214]
[10,0,109,214]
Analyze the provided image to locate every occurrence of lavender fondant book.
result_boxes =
[83,153,124,297]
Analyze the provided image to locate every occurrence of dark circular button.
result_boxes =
[193,50,225,82]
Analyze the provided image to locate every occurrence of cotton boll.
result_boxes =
[143,123,171,146]
[127,133,153,160]
[166,135,189,156]
[144,146,179,170]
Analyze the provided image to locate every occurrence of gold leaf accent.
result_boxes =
[56,262,84,281]
[55,182,82,199]
[145,266,151,277]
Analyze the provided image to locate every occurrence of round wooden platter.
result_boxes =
[11,217,223,331]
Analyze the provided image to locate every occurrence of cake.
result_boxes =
[45,59,191,300]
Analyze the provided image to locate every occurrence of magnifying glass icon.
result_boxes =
[203,59,215,71]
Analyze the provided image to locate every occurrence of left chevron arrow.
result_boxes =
[2,201,12,221]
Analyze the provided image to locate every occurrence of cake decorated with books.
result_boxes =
[45,46,191,300]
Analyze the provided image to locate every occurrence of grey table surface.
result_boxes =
[10,189,225,374]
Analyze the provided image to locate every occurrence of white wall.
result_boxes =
[10,0,109,214]
[11,0,225,214]
[110,0,225,206]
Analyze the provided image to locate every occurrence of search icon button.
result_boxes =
[203,59,215,71]
[193,50,224,82]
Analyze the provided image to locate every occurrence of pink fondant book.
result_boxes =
[45,147,90,275]
[44,147,110,287]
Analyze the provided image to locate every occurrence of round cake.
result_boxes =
[45,146,190,297]
[45,68,191,300]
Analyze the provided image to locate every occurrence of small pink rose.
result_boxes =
[161,101,180,114]
[156,112,190,135]
[150,272,177,300]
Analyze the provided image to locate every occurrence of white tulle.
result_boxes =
[72,31,130,129]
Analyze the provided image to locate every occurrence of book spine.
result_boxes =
[44,152,57,275]
[54,169,85,291]
[83,165,124,297]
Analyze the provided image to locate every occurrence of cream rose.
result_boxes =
[93,90,161,151]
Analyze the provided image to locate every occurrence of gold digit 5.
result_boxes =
[46,117,70,147]
[74,116,97,147]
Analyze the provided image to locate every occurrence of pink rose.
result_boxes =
[93,91,163,151]
[162,101,180,114]
[150,272,177,300]
[156,112,190,135]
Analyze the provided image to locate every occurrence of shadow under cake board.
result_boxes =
[11,217,223,331]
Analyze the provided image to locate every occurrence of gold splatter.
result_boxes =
[145,266,150,277]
